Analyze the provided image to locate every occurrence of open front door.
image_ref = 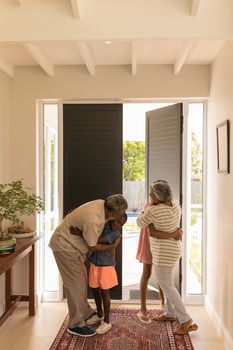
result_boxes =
[63,103,123,299]
[146,103,183,293]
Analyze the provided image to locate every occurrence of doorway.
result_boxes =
[122,102,182,302]
[38,100,205,305]
[122,102,205,304]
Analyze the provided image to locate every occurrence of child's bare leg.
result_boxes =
[101,289,110,323]
[92,287,104,318]
[158,284,165,307]
[140,263,152,316]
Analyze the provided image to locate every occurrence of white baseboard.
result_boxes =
[42,291,60,302]
[205,295,233,350]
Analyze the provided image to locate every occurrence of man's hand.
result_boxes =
[106,237,121,259]
[112,248,116,261]
[175,228,183,240]
[113,236,121,248]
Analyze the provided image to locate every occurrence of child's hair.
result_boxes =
[122,213,127,224]
[110,213,127,227]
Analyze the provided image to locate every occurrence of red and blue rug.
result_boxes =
[50,308,195,350]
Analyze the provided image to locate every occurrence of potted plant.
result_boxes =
[0,179,44,249]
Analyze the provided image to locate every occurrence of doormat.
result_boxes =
[49,308,195,350]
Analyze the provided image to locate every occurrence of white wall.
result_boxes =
[0,71,10,182]
[0,71,11,315]
[206,41,233,350]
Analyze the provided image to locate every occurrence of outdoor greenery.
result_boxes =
[0,179,44,239]
[123,141,145,181]
[190,215,197,226]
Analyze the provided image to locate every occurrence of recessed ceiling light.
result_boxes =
[105,41,112,45]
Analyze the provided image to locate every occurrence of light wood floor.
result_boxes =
[0,302,227,350]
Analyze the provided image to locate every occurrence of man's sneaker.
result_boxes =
[96,321,112,334]
[67,325,96,337]
[86,313,104,326]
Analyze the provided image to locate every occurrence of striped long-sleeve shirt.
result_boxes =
[136,200,181,267]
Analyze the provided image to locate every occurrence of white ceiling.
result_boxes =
[0,0,230,77]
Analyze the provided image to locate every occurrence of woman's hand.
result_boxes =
[149,224,183,240]
[175,228,183,240]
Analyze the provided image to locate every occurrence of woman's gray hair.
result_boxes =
[104,194,128,214]
[151,180,173,203]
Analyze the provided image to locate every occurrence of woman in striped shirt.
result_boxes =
[136,180,198,335]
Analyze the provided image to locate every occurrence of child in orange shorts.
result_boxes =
[86,214,127,334]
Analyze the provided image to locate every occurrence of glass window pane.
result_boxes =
[187,103,203,295]
[43,104,59,292]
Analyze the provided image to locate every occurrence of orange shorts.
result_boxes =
[89,262,118,290]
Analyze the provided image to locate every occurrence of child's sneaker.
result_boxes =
[96,321,112,334]
[86,313,104,326]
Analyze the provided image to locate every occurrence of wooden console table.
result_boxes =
[0,235,42,326]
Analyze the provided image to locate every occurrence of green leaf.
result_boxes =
[123,141,145,181]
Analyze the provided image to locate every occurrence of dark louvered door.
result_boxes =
[63,103,123,299]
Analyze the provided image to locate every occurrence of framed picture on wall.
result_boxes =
[216,119,230,174]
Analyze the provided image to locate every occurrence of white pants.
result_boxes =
[154,265,191,323]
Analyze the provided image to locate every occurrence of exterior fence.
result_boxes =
[123,180,146,212]
[123,180,202,210]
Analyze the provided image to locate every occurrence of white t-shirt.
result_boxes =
[49,199,106,254]
[136,200,181,267]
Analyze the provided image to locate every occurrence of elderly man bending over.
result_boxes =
[49,194,128,337]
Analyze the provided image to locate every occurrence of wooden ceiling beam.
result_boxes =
[132,41,140,76]
[190,0,200,16]
[12,0,22,5]
[0,56,14,77]
[70,0,81,19]
[23,43,54,76]
[174,40,195,75]
[76,42,95,76]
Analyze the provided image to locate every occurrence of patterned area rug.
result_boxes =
[50,309,195,350]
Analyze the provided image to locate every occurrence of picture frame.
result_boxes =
[216,119,230,174]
